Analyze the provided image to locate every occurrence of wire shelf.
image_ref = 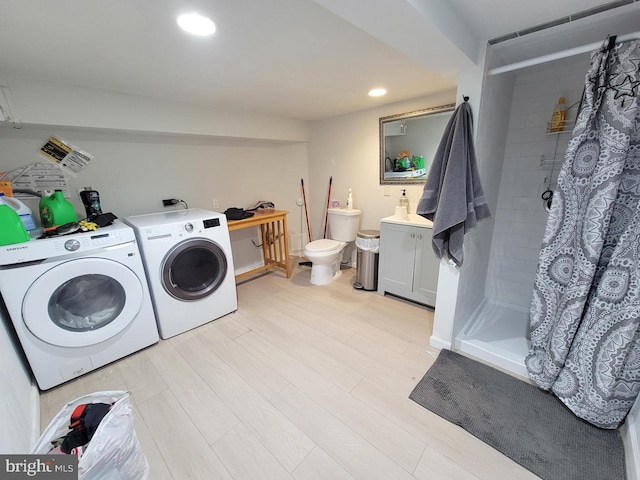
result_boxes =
[540,154,564,168]
[546,121,575,135]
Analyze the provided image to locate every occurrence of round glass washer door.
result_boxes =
[162,238,228,301]
[23,257,144,348]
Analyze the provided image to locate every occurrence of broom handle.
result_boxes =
[301,179,312,242]
[323,176,332,238]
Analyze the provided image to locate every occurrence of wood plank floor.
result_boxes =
[40,260,539,480]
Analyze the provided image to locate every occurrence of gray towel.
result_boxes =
[416,101,490,266]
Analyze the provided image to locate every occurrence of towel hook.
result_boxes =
[463,95,470,102]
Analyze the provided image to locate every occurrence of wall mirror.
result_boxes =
[380,103,455,184]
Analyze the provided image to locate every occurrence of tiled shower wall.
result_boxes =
[485,54,591,309]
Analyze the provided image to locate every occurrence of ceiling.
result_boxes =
[0,0,639,121]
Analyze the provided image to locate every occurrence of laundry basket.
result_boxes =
[30,391,148,480]
[354,229,380,291]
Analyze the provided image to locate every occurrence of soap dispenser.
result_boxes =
[346,188,353,210]
[399,189,409,212]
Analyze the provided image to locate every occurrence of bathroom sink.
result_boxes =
[380,213,433,228]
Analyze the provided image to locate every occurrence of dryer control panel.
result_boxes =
[203,218,221,228]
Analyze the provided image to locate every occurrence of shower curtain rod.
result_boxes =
[487,30,640,76]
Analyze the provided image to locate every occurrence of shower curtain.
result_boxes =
[526,38,640,429]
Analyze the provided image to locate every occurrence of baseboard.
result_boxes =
[622,409,640,480]
[429,334,451,351]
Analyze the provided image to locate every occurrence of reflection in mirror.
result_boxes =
[380,104,455,184]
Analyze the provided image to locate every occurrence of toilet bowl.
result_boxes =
[304,239,347,285]
[303,208,361,285]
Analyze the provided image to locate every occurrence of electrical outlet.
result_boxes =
[384,186,390,196]
[212,198,219,210]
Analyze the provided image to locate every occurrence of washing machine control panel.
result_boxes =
[0,220,136,265]
[64,239,81,251]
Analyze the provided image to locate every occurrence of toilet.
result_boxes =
[304,208,361,285]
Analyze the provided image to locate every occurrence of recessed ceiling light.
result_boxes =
[369,88,387,97]
[177,13,216,36]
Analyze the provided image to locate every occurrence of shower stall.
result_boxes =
[433,13,640,472]
[451,52,592,377]
[448,10,640,374]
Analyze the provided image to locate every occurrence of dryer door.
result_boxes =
[23,257,144,347]
[162,238,228,300]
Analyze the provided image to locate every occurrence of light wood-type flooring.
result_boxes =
[40,260,538,480]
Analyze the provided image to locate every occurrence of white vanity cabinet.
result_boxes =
[377,215,439,307]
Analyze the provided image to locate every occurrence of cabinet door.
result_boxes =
[413,227,439,305]
[378,223,416,293]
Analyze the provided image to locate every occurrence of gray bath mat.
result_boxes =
[409,349,625,480]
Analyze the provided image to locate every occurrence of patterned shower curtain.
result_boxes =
[526,38,640,429]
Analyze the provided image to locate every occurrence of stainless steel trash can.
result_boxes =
[354,229,380,290]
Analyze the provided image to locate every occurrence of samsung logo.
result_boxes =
[5,245,29,251]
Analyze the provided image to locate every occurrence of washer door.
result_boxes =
[23,258,144,347]
[162,238,228,301]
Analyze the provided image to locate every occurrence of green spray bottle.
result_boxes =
[39,190,78,229]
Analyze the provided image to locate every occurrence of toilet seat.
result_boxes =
[305,239,345,254]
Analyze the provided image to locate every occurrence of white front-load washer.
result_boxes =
[0,220,159,390]
[124,209,237,339]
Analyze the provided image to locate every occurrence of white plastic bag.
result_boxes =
[355,235,380,253]
[31,391,148,480]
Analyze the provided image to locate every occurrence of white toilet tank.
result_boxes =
[328,208,361,241]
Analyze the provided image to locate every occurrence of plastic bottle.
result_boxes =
[549,97,567,133]
[399,189,409,211]
[0,204,29,246]
[346,188,353,210]
[39,189,78,229]
[0,193,37,232]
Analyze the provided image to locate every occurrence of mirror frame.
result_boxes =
[379,103,456,185]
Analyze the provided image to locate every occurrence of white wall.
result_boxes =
[307,91,456,240]
[427,44,497,349]
[0,307,39,452]
[3,76,308,142]
[447,51,514,342]
[485,54,589,308]
[0,125,310,273]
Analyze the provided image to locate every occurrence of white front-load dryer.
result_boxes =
[124,209,237,339]
[0,220,159,390]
